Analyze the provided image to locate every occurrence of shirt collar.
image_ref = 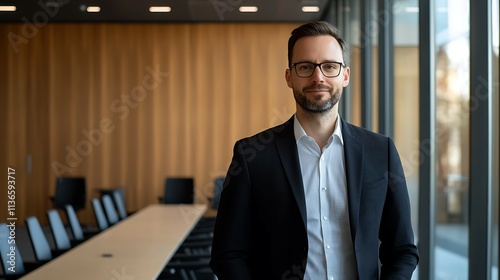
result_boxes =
[293,114,344,146]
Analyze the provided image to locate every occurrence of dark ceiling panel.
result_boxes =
[0,0,331,23]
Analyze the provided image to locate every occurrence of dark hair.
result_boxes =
[287,21,347,68]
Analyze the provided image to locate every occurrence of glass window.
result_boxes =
[392,2,420,279]
[346,0,362,126]
[491,1,499,279]
[434,0,470,278]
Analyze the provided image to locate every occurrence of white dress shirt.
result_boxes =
[294,115,358,280]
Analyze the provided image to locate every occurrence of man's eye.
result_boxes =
[323,64,338,70]
[298,64,312,70]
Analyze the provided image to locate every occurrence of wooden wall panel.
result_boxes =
[0,23,298,224]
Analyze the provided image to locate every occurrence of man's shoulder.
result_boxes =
[236,117,294,145]
[342,119,393,148]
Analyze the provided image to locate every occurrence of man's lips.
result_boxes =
[303,85,332,93]
[306,89,328,93]
[305,89,330,95]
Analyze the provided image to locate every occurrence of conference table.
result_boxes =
[21,204,208,280]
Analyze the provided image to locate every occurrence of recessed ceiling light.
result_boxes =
[302,6,320,13]
[0,6,16,12]
[149,6,171,13]
[86,6,101,13]
[239,6,258,13]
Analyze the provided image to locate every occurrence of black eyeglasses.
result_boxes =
[290,62,345,78]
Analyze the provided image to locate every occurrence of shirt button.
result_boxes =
[321,156,325,161]
[323,216,328,220]
[321,187,326,191]
[326,245,331,249]
[330,277,334,280]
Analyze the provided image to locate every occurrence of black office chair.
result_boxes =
[212,176,224,210]
[102,194,120,226]
[25,216,53,262]
[189,177,223,235]
[193,176,224,232]
[159,237,214,280]
[111,188,128,220]
[160,216,217,279]
[91,198,109,231]
[0,223,27,279]
[98,186,133,218]
[158,261,214,280]
[65,204,98,243]
[159,177,195,204]
[160,240,215,280]
[65,204,85,242]
[46,209,72,251]
[52,177,86,213]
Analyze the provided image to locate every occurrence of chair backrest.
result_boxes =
[102,195,119,225]
[54,177,86,212]
[0,223,25,276]
[46,209,72,251]
[112,188,128,220]
[64,204,84,241]
[91,198,109,231]
[163,177,194,204]
[25,216,53,262]
[213,177,225,209]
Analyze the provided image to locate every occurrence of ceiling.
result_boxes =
[0,0,331,23]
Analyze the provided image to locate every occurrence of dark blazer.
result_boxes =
[210,116,419,280]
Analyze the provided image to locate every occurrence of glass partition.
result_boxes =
[433,0,470,278]
[491,1,499,279]
[392,3,419,279]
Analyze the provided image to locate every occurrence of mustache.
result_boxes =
[302,84,332,91]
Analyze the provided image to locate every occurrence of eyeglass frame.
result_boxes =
[289,61,346,78]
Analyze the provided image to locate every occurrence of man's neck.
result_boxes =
[296,108,339,149]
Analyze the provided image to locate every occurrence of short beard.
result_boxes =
[293,84,341,113]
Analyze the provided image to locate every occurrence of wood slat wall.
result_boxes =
[0,23,298,225]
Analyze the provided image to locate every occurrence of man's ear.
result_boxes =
[285,68,293,88]
[342,66,350,87]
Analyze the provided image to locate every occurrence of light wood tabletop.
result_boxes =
[20,204,208,280]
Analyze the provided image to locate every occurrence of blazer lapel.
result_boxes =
[341,118,363,242]
[275,117,307,229]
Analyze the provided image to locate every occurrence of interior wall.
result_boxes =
[0,23,298,225]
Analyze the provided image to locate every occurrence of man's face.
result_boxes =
[285,35,350,114]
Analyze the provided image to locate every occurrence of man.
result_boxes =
[210,21,419,280]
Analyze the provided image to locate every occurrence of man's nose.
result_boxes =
[311,65,325,82]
